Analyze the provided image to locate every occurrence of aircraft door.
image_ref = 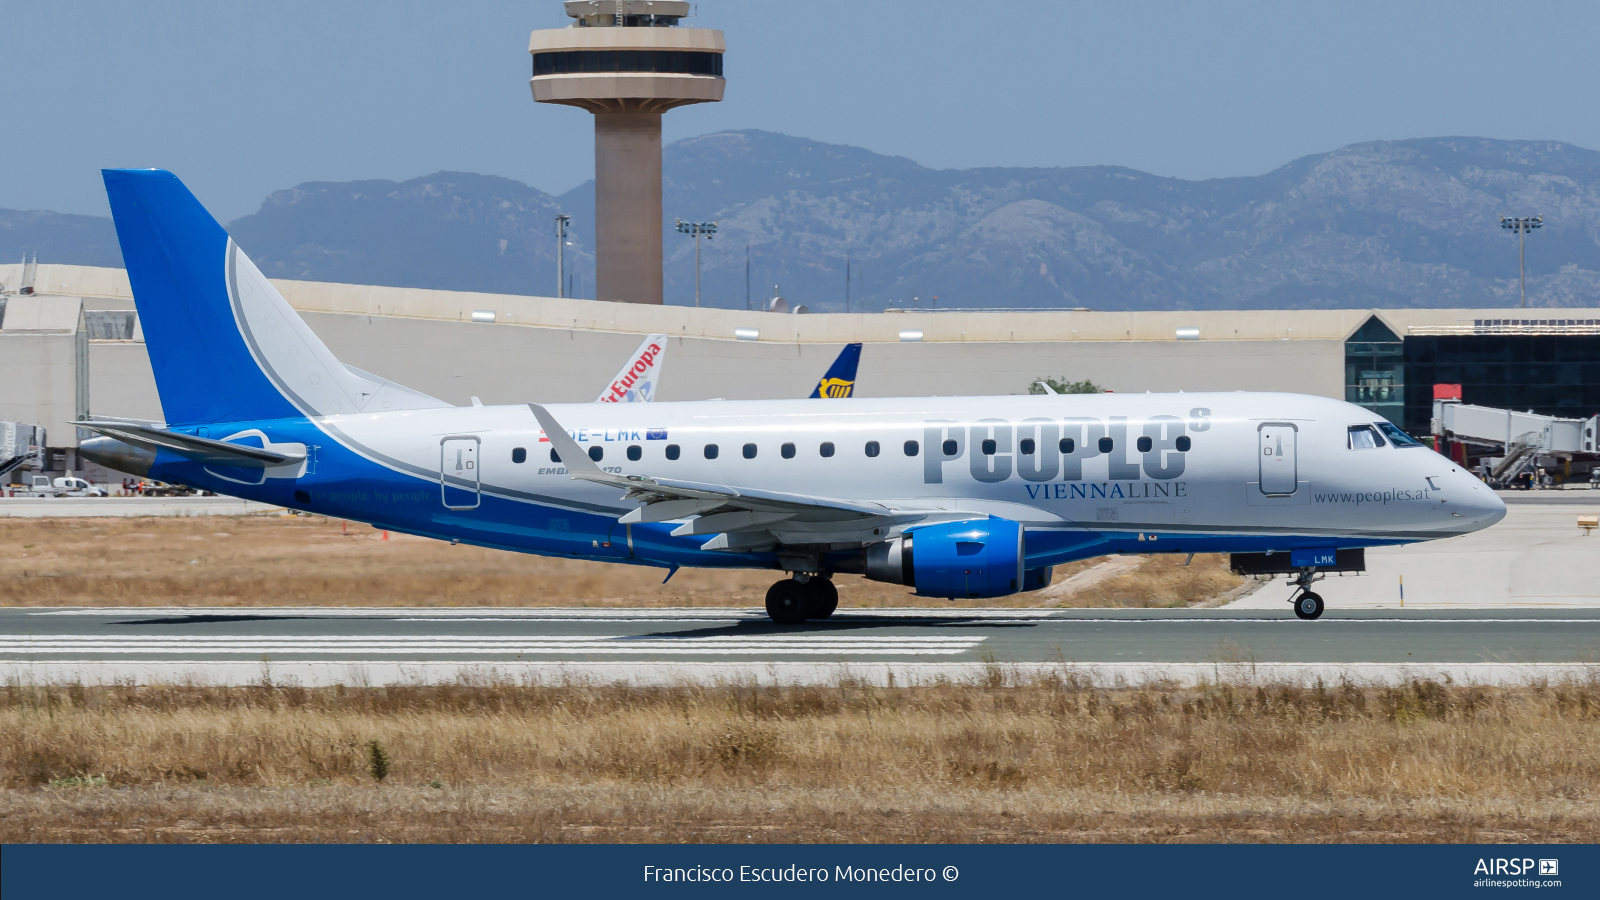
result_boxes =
[1258,423,1298,495]
[441,436,481,509]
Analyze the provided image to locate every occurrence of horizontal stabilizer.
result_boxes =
[74,420,305,468]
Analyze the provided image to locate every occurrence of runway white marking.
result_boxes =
[24,608,1599,624]
[0,634,987,657]
[25,607,1056,620]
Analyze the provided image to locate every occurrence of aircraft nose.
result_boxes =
[1450,471,1506,531]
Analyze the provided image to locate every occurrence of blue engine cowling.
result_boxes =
[907,518,1025,599]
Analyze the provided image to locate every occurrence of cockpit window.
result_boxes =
[1347,425,1385,450]
[1377,422,1423,448]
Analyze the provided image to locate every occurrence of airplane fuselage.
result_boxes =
[125,391,1504,576]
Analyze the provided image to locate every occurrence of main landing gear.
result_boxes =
[765,575,838,624]
[1287,567,1325,620]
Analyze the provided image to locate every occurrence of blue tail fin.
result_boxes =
[103,169,446,426]
[809,343,863,399]
[104,169,301,426]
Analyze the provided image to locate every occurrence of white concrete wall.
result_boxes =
[0,333,77,446]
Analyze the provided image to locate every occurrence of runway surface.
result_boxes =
[1232,501,1600,609]
[4,606,1597,686]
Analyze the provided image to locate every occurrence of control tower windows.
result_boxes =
[533,50,723,78]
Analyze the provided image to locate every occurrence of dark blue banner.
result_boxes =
[3,844,1594,899]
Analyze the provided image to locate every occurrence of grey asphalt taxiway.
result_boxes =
[3,606,1597,686]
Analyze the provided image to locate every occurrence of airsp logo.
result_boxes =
[1473,858,1551,876]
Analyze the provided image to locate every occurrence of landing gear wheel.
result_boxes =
[803,578,839,619]
[1293,591,1325,620]
[765,580,809,624]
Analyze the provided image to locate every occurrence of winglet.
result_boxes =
[527,403,629,487]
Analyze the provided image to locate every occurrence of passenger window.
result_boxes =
[626,445,641,461]
[981,439,997,455]
[666,444,681,460]
[512,447,526,464]
[820,442,835,458]
[1059,438,1075,453]
[1098,437,1114,453]
[865,441,880,458]
[1019,438,1035,455]
[781,442,796,459]
[904,440,919,457]
[549,448,561,463]
[588,446,603,462]
[1175,436,1192,452]
[1136,436,1153,453]
[1377,422,1423,448]
[704,444,719,459]
[743,443,757,459]
[1347,425,1385,450]
[942,439,958,456]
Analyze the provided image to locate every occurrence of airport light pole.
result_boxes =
[675,220,717,307]
[1500,215,1543,309]
[555,214,571,298]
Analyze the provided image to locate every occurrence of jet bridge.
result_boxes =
[1432,399,1599,484]
[1,421,47,480]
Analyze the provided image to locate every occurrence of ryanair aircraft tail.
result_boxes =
[102,169,446,426]
[810,343,862,399]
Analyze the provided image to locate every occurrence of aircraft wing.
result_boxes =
[528,404,941,544]
[596,334,668,402]
[74,419,305,467]
[809,343,862,398]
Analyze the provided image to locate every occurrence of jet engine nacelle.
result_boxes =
[865,518,1032,599]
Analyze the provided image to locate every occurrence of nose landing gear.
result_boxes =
[1287,568,1326,620]
[764,574,838,624]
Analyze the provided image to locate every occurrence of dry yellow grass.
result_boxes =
[2,676,1596,843]
[1,516,1241,608]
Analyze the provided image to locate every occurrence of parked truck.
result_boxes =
[13,475,107,498]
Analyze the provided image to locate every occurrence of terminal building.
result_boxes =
[3,260,1597,486]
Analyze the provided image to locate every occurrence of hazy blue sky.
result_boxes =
[5,0,1599,221]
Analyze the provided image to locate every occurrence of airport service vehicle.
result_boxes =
[78,169,1506,622]
[598,335,862,403]
[15,475,106,498]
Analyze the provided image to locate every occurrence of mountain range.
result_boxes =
[5,131,1599,311]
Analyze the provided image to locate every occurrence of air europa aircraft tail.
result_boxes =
[810,343,863,398]
[102,169,446,426]
[597,333,667,402]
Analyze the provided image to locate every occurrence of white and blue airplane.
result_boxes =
[78,169,1506,623]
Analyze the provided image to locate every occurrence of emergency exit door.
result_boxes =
[441,437,481,509]
[1258,423,1298,495]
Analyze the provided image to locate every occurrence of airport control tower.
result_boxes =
[530,1,725,305]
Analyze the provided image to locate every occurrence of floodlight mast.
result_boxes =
[1500,215,1544,309]
[555,214,571,298]
[675,220,717,307]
